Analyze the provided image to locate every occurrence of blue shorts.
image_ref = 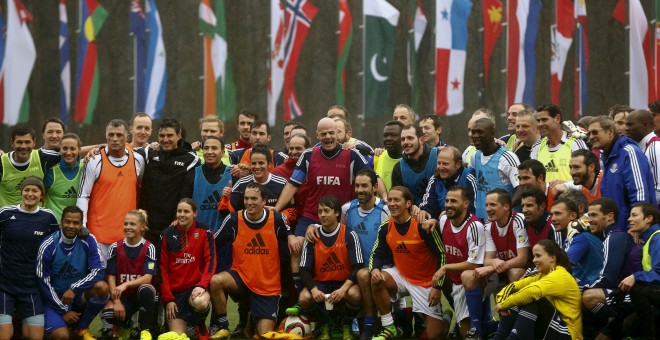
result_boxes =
[44,294,87,333]
[216,244,233,273]
[172,288,197,324]
[313,281,344,295]
[228,270,280,320]
[0,288,44,322]
[294,216,319,237]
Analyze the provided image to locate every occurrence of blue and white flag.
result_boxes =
[59,0,70,123]
[130,0,146,113]
[145,0,166,119]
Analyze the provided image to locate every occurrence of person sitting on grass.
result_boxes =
[286,195,363,340]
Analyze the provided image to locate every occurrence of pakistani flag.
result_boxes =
[364,0,399,118]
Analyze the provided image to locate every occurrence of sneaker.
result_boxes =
[210,328,231,340]
[464,328,481,340]
[231,325,244,338]
[77,329,97,340]
[341,325,353,340]
[197,326,210,340]
[140,330,153,340]
[371,325,398,340]
[331,324,342,339]
[285,304,302,316]
[358,325,374,340]
[318,324,331,340]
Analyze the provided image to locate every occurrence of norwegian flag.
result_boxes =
[281,0,318,121]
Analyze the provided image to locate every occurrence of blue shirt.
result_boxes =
[44,157,82,189]
[419,167,476,218]
[634,224,660,283]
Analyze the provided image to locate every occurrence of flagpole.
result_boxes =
[477,2,485,108]
[361,0,365,123]
[626,0,630,107]
[502,0,509,113]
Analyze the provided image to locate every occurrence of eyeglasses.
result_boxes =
[588,129,603,136]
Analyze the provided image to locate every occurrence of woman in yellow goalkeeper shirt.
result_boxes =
[494,239,582,340]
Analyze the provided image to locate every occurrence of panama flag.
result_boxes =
[506,0,542,108]
[145,0,167,119]
[59,0,71,124]
[435,0,472,116]
[408,0,426,111]
[2,0,35,126]
[74,0,108,125]
[268,0,285,125]
[335,0,353,106]
[282,0,318,121]
[130,0,146,113]
[364,0,399,118]
[550,0,574,105]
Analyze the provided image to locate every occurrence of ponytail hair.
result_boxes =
[126,209,149,227]
[536,239,572,274]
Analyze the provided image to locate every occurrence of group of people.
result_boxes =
[0,101,659,340]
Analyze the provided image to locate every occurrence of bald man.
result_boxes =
[275,118,385,292]
[626,109,660,202]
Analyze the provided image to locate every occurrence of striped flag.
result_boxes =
[482,0,502,82]
[624,0,655,108]
[74,0,108,124]
[130,0,146,113]
[434,0,472,116]
[145,0,167,119]
[59,0,71,124]
[268,0,285,125]
[2,0,36,125]
[200,0,217,116]
[282,0,318,120]
[550,0,574,105]
[335,0,353,106]
[0,6,5,125]
[506,0,542,108]
[408,0,426,111]
[574,0,588,117]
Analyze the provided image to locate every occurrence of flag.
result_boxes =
[407,0,426,111]
[2,0,36,125]
[335,0,353,106]
[550,0,574,105]
[627,0,655,108]
[145,0,167,119]
[213,0,236,121]
[506,0,542,108]
[364,0,399,118]
[574,0,588,117]
[74,0,108,125]
[656,0,660,103]
[482,0,502,82]
[434,0,472,116]
[200,0,217,116]
[59,0,71,124]
[282,0,318,120]
[0,6,6,125]
[130,0,146,113]
[268,0,285,125]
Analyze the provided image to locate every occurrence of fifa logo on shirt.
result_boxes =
[245,233,270,255]
[497,250,515,260]
[175,253,196,264]
[120,274,142,283]
[395,242,410,254]
[544,159,558,173]
[320,252,346,272]
[316,176,341,185]
[445,245,464,257]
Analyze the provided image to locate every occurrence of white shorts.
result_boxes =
[451,283,469,322]
[382,267,442,319]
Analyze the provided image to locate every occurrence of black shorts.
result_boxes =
[228,270,280,320]
[0,288,44,321]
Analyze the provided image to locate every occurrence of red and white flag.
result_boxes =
[626,0,655,108]
[268,0,285,125]
[550,0,574,104]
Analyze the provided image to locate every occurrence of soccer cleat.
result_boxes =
[210,328,231,340]
[231,324,245,338]
[464,328,481,340]
[140,330,153,340]
[318,324,331,340]
[371,325,398,340]
[197,326,210,340]
[341,325,353,340]
[77,329,97,340]
[285,304,302,316]
[358,325,374,340]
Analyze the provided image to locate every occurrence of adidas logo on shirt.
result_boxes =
[55,262,82,280]
[320,252,346,272]
[200,191,221,210]
[245,233,270,255]
[118,171,124,177]
[353,222,368,235]
[395,242,410,254]
[544,159,558,173]
[62,186,77,199]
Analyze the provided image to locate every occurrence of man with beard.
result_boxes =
[374,121,404,191]
[226,109,257,152]
[625,109,660,202]
[391,125,438,205]
[469,118,520,220]
[426,186,486,339]
[552,149,602,203]
[419,146,476,219]
[520,188,557,249]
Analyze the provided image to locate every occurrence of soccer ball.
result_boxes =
[283,315,312,337]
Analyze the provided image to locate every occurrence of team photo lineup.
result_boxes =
[1,103,660,340]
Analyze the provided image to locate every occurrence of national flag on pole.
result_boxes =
[2,0,36,126]
[624,0,655,108]
[74,0,108,125]
[200,0,217,116]
[506,0,542,108]
[434,0,472,116]
[268,0,285,126]
[407,0,426,111]
[145,0,167,119]
[550,0,574,105]
[364,0,399,118]
[59,0,71,124]
[482,0,502,82]
[574,0,588,117]
[0,6,6,125]
[130,0,146,113]
[335,0,353,107]
[282,0,318,121]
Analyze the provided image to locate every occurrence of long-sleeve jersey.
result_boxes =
[635,224,660,283]
[36,231,105,313]
[419,167,477,217]
[160,220,215,303]
[589,224,640,289]
[230,174,288,210]
[0,205,59,294]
